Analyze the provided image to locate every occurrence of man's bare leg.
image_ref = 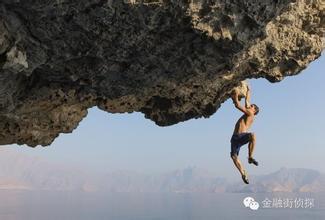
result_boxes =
[231,155,249,184]
[248,133,259,166]
[248,133,256,158]
[231,155,245,176]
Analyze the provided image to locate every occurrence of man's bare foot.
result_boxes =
[248,157,259,166]
[242,170,249,184]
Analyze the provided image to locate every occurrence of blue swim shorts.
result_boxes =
[230,132,252,157]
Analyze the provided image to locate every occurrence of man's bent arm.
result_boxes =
[232,90,252,115]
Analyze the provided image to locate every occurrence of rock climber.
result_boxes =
[230,85,259,184]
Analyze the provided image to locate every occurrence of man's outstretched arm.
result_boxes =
[245,85,251,108]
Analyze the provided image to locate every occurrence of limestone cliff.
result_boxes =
[0,0,324,146]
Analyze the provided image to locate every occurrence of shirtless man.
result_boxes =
[231,86,259,184]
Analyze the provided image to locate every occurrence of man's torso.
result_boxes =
[233,114,254,134]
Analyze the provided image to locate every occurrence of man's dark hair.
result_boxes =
[252,104,259,115]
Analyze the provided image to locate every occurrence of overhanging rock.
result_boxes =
[0,0,324,146]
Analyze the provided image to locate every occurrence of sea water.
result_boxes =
[0,191,324,220]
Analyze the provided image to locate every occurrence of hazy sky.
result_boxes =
[3,54,324,180]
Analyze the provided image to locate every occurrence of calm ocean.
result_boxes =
[0,191,324,220]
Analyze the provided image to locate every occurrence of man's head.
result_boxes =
[250,104,259,115]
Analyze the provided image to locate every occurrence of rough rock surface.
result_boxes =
[0,0,324,147]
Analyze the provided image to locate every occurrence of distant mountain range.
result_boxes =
[0,149,93,191]
[0,149,325,193]
[227,167,325,193]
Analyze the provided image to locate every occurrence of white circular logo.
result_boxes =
[243,197,259,210]
[249,201,260,210]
